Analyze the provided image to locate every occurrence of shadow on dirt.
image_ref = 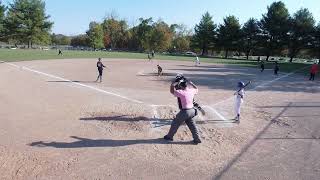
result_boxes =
[79,115,172,128]
[29,136,192,148]
[79,115,233,127]
[47,80,97,83]
[153,65,318,93]
[136,72,176,77]
[213,102,292,180]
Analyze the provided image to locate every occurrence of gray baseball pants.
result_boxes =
[166,109,200,141]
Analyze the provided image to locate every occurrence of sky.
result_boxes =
[3,0,320,35]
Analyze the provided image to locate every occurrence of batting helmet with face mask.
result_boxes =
[237,81,245,88]
[175,74,188,89]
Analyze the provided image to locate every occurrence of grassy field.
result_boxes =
[0,49,311,73]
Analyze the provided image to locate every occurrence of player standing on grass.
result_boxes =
[157,65,163,76]
[234,82,245,123]
[274,61,279,76]
[309,62,319,81]
[151,50,155,58]
[164,75,201,145]
[95,58,106,83]
[260,61,265,72]
[195,56,200,66]
[148,53,151,61]
[58,49,63,55]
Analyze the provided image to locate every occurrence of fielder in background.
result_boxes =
[148,53,151,61]
[274,61,279,76]
[157,65,163,76]
[195,56,200,66]
[260,61,265,72]
[151,50,155,58]
[164,75,202,145]
[234,81,246,123]
[58,49,63,56]
[309,62,319,81]
[95,58,106,83]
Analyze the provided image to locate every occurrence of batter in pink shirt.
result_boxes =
[164,76,201,145]
[174,88,198,109]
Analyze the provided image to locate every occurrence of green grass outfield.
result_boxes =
[0,49,311,73]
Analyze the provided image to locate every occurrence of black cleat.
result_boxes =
[193,139,202,145]
[164,135,173,141]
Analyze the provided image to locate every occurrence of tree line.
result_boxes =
[0,0,320,61]
[193,2,320,62]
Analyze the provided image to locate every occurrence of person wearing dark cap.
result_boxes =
[157,65,163,76]
[234,81,245,123]
[95,58,107,83]
[274,61,279,76]
[164,74,201,145]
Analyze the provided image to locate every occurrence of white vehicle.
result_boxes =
[185,51,197,56]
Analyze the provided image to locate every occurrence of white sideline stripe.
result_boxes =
[3,61,308,128]
[151,104,176,108]
[212,66,309,107]
[3,62,170,130]
[5,62,144,104]
[203,105,227,121]
[151,106,162,130]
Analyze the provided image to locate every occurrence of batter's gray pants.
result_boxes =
[166,109,200,141]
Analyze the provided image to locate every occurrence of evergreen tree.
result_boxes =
[217,15,241,58]
[0,1,5,37]
[4,0,53,47]
[288,8,315,62]
[241,18,260,59]
[259,1,290,61]
[192,12,216,55]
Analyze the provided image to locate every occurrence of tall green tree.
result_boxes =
[4,0,53,47]
[192,12,216,55]
[127,26,140,51]
[217,15,241,58]
[0,1,5,37]
[136,17,153,51]
[288,8,315,62]
[86,22,104,49]
[312,23,320,60]
[259,1,290,61]
[241,18,260,59]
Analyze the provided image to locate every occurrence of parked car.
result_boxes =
[185,51,197,56]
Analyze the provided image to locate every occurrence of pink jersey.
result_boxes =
[174,88,198,109]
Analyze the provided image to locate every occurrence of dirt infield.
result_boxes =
[0,58,319,180]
